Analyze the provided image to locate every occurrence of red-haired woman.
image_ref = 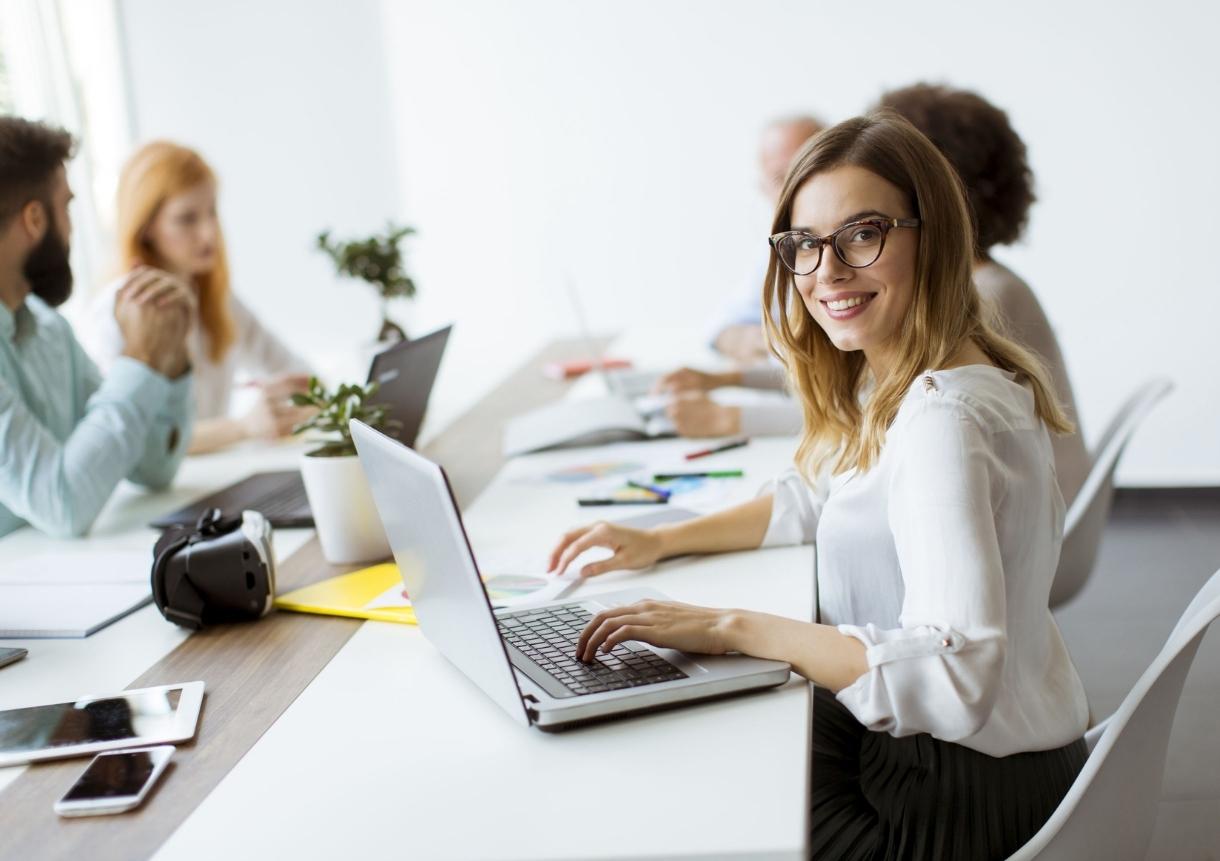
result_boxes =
[85,141,311,453]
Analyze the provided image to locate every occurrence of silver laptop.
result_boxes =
[350,419,791,730]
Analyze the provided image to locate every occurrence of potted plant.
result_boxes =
[291,377,401,564]
[316,223,417,344]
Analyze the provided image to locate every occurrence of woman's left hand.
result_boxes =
[575,599,742,662]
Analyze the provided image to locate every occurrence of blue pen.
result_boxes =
[626,480,671,500]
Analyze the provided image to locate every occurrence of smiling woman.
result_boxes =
[763,114,1071,478]
[547,112,1090,859]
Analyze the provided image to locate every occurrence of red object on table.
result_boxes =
[542,357,634,380]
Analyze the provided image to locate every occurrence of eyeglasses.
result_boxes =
[769,217,920,276]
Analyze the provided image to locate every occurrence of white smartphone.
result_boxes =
[53,745,174,817]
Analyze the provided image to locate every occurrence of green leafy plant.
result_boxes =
[291,377,401,458]
[316,223,417,343]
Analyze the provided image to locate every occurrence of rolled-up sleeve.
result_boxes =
[75,335,192,491]
[759,466,828,547]
[835,397,1008,742]
[117,361,193,490]
[0,355,191,538]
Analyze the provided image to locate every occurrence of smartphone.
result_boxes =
[54,745,174,817]
[0,647,27,669]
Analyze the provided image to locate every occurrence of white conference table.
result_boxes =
[1,330,816,859]
[0,440,314,795]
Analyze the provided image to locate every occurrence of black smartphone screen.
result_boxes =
[62,750,158,801]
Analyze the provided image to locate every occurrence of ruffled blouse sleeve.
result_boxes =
[759,465,828,547]
[835,393,1009,742]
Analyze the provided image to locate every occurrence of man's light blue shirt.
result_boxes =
[0,295,193,538]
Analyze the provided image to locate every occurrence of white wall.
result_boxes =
[112,0,1220,484]
[117,0,402,383]
[380,0,1220,485]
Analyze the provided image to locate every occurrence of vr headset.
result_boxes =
[151,508,277,629]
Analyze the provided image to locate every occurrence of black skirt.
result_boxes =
[810,686,1087,861]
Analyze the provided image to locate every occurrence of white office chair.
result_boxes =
[1008,565,1220,860]
[1051,377,1174,608]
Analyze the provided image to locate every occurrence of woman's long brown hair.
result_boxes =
[761,112,1071,480]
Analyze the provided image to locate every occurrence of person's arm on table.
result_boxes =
[550,464,825,576]
[75,334,191,491]
[187,376,312,454]
[548,494,775,578]
[0,270,196,538]
[653,367,743,395]
[576,602,869,693]
[560,487,869,692]
[665,393,802,438]
[0,355,185,538]
[187,416,247,454]
[187,295,312,454]
[666,393,743,438]
[559,463,869,690]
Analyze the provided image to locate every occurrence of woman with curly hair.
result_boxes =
[878,83,1089,505]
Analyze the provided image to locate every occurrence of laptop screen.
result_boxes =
[365,325,452,447]
[350,420,531,727]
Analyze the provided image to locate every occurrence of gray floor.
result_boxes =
[1054,488,1220,860]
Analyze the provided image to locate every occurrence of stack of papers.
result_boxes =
[0,551,153,638]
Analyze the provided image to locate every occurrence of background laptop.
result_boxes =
[151,325,452,530]
[351,419,791,731]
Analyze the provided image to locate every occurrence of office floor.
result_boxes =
[1054,488,1220,860]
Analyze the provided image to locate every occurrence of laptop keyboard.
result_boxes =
[498,603,688,699]
[246,484,310,520]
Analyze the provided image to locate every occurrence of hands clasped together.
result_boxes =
[115,266,196,379]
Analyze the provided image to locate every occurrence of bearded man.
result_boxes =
[0,117,194,537]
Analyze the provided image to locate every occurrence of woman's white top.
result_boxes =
[734,262,1090,509]
[762,365,1089,758]
[83,279,310,421]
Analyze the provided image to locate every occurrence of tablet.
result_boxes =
[0,681,204,767]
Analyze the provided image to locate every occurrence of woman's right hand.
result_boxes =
[241,375,315,441]
[547,521,667,579]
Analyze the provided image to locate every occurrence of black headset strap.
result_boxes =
[151,511,248,630]
[151,529,206,629]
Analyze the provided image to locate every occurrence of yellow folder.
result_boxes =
[275,563,416,625]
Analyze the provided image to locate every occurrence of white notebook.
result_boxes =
[0,551,152,639]
[503,396,674,457]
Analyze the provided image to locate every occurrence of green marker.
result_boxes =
[653,470,744,480]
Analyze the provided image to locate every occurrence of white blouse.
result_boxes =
[762,365,1089,757]
[83,280,310,421]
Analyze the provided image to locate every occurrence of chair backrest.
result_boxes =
[1009,566,1220,860]
[1051,377,1174,607]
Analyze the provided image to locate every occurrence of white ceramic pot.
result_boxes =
[299,452,391,565]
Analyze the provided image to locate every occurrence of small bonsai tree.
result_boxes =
[316,223,417,343]
[291,377,402,457]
